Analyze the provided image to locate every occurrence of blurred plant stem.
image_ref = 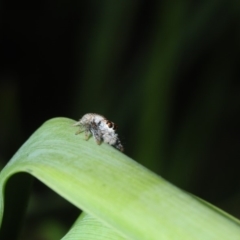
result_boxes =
[72,1,139,115]
[134,1,188,173]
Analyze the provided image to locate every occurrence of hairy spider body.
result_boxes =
[74,113,124,152]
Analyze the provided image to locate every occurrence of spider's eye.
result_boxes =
[106,121,113,128]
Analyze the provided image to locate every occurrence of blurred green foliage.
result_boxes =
[0,0,240,239]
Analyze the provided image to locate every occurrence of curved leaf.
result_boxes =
[62,212,126,240]
[0,118,240,240]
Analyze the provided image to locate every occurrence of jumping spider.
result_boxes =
[73,113,124,152]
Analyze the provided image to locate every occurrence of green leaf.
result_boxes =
[0,117,240,240]
[62,212,126,240]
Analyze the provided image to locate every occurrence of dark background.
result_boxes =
[0,0,240,239]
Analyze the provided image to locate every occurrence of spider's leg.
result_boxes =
[84,130,91,140]
[75,128,84,135]
[91,122,102,145]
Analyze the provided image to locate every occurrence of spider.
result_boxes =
[73,113,124,152]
